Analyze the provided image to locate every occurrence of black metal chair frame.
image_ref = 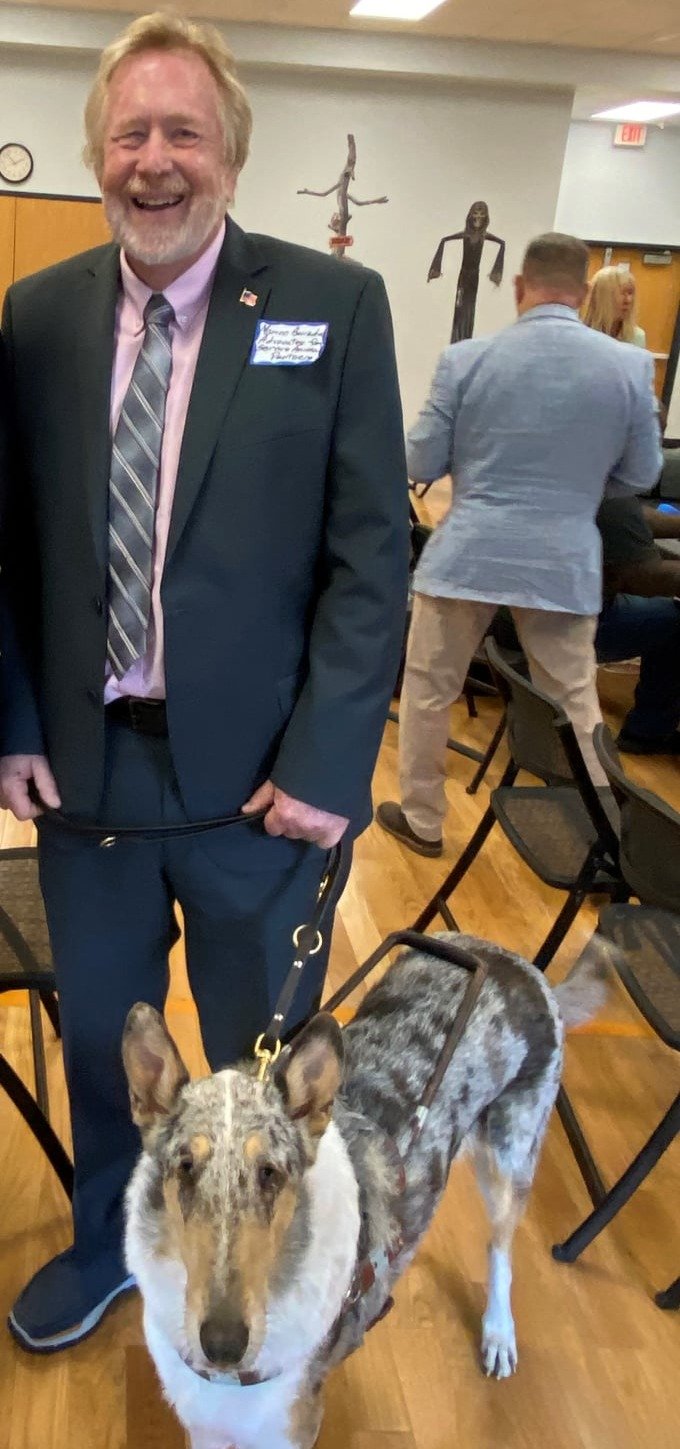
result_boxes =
[0,847,73,1198]
[465,703,507,795]
[552,726,679,1308]
[412,642,625,975]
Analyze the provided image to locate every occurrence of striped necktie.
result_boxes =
[106,292,174,679]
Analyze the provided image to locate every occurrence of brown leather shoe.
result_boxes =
[375,802,443,857]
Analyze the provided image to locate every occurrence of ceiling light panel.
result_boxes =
[592,101,680,122]
[350,2,448,21]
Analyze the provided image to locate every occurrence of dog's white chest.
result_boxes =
[147,1322,304,1449]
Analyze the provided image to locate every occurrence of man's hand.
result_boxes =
[241,781,349,848]
[0,755,61,821]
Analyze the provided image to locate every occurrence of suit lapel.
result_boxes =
[74,245,120,574]
[166,222,271,565]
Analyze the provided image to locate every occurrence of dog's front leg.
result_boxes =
[473,1144,528,1379]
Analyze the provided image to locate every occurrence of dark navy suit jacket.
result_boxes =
[0,221,409,837]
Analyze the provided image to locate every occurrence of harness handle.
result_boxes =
[323,927,482,1015]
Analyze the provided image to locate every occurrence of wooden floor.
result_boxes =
[0,668,678,1447]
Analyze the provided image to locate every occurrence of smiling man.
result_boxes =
[99,45,238,281]
[0,12,408,1353]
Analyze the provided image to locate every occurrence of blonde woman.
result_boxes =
[584,266,646,346]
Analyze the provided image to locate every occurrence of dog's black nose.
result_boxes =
[199,1314,250,1366]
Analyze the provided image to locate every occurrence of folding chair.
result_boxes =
[413,640,625,972]
[553,725,679,1307]
[0,848,73,1198]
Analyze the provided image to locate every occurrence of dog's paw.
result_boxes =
[481,1323,518,1380]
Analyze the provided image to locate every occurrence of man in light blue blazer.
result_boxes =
[378,232,662,856]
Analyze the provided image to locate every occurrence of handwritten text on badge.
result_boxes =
[250,321,329,367]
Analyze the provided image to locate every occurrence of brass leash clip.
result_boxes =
[253,1033,282,1083]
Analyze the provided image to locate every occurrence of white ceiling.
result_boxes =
[8,0,680,57]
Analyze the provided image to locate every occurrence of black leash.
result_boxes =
[34,784,351,1068]
[253,837,350,1078]
[34,797,269,845]
[36,796,487,1151]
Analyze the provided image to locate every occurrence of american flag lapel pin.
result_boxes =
[240,288,258,307]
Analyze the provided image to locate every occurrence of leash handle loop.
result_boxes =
[34,796,269,844]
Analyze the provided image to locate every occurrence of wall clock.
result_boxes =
[0,142,34,185]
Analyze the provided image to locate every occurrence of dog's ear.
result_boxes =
[122,1003,189,1135]
[274,1012,344,1138]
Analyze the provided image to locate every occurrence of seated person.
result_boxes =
[492,494,680,756]
[597,494,680,754]
[658,446,680,504]
[645,404,680,505]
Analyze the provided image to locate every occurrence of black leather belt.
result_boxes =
[106,696,168,737]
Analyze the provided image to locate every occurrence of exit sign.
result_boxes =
[614,122,647,147]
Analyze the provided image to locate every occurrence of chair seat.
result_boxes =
[598,904,680,1049]
[492,785,619,890]
[0,852,54,988]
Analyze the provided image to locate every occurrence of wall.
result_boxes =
[556,121,680,245]
[238,70,571,422]
[0,48,99,199]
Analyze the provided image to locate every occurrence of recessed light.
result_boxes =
[592,100,680,122]
[350,1,447,20]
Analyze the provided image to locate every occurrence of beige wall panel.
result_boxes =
[13,197,110,284]
[0,194,17,315]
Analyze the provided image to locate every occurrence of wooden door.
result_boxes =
[587,243,680,399]
[0,194,17,314]
[13,196,110,283]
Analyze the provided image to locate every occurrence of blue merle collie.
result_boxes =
[123,932,607,1449]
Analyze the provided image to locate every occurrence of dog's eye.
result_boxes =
[257,1161,280,1192]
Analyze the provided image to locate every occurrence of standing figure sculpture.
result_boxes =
[428,200,505,342]
[298,133,388,258]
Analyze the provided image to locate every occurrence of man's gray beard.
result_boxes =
[104,191,228,268]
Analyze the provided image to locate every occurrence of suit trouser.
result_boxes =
[38,718,346,1260]
[400,594,605,839]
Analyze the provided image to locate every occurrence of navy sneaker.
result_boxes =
[617,729,680,757]
[8,1246,135,1354]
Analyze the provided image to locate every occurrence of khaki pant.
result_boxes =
[400,594,605,840]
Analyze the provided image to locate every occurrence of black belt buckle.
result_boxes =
[109,696,168,736]
[131,698,167,736]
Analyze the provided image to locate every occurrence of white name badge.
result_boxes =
[250,321,329,367]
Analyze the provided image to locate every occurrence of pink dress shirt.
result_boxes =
[104,221,226,703]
